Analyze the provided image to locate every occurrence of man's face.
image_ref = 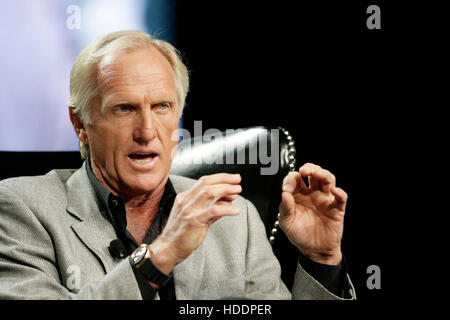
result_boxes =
[84,47,180,197]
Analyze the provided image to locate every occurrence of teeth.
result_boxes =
[132,158,153,164]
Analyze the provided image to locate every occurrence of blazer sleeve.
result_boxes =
[243,199,356,300]
[0,185,142,300]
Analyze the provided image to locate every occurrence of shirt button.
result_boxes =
[112,199,118,206]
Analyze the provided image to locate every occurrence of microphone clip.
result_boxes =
[108,239,127,259]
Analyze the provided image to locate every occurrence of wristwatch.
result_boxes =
[131,243,172,286]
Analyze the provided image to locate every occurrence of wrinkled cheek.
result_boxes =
[170,144,179,161]
[161,125,179,161]
[100,141,121,176]
[88,139,106,165]
[164,136,179,165]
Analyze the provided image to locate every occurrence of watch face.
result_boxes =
[131,244,147,265]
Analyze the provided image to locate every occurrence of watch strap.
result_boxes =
[139,256,172,286]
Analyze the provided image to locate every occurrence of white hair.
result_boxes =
[68,30,189,159]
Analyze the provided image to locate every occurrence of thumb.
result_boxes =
[279,191,296,220]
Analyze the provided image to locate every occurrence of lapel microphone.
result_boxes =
[108,239,126,259]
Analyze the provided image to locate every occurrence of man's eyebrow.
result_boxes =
[102,93,135,106]
[100,94,177,112]
[105,99,131,107]
[100,96,133,114]
[155,98,176,104]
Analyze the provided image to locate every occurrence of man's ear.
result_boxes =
[69,106,88,143]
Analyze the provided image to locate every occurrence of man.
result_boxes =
[0,30,355,299]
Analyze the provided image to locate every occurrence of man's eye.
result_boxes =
[155,103,170,112]
[116,105,131,112]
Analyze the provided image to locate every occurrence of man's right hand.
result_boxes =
[149,173,242,276]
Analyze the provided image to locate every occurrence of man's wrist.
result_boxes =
[149,239,178,276]
[300,249,342,266]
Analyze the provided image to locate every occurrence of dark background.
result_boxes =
[1,1,448,301]
[173,1,449,300]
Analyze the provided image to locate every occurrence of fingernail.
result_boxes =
[282,183,293,192]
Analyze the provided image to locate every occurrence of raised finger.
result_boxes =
[193,183,242,208]
[281,172,296,193]
[331,187,348,212]
[218,194,238,202]
[198,173,241,186]
[205,203,241,224]
[300,164,336,193]
[316,169,336,194]
[285,172,309,194]
[299,163,322,190]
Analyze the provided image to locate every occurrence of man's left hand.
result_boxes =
[279,163,347,265]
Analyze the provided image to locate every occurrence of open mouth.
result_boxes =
[128,152,158,164]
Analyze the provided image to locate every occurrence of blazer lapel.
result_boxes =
[66,162,118,273]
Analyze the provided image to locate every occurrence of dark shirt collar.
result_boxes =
[84,156,176,242]
[85,157,112,217]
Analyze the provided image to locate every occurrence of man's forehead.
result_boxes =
[96,48,177,95]
[98,70,171,92]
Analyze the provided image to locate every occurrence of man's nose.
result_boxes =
[133,109,157,143]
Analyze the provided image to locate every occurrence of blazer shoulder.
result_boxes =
[0,169,77,201]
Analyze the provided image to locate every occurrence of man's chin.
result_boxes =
[120,174,167,196]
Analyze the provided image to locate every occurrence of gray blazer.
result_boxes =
[0,163,355,300]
